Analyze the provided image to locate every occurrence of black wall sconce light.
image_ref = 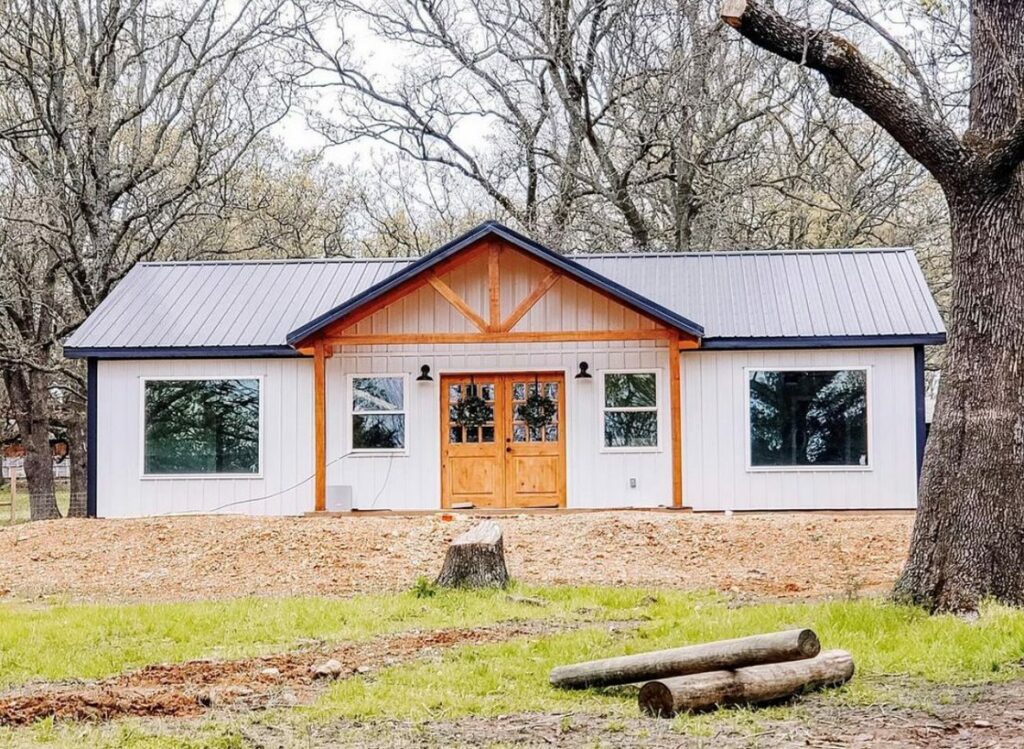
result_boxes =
[575,361,592,379]
[416,364,433,382]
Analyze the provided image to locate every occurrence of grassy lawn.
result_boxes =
[0,483,70,526]
[1,586,1023,747]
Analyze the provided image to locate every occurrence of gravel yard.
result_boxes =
[0,511,913,603]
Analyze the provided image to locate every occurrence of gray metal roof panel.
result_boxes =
[65,243,946,356]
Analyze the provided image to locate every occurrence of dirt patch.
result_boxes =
[243,680,1024,748]
[0,511,912,602]
[0,619,578,726]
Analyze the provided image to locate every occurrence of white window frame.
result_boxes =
[347,373,410,455]
[599,369,663,453]
[139,375,264,480]
[745,365,872,473]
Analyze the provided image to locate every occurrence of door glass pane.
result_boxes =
[481,383,495,401]
[466,428,480,443]
[545,425,559,442]
[545,382,559,399]
[481,426,495,442]
[448,384,462,401]
[513,382,526,400]
[513,424,527,442]
[449,427,462,444]
[529,426,542,442]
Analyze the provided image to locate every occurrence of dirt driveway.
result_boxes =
[0,511,912,602]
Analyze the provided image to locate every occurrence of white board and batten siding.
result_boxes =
[95,358,315,517]
[327,341,673,510]
[682,347,918,511]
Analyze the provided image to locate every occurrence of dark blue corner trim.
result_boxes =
[86,358,97,518]
[914,345,927,483]
[286,220,705,345]
[64,345,299,360]
[701,333,947,350]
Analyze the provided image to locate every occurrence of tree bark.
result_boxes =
[550,629,820,689]
[721,0,1024,613]
[2,367,59,520]
[435,521,511,589]
[638,649,854,717]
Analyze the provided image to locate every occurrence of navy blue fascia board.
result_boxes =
[701,333,947,350]
[86,358,98,518]
[914,345,927,483]
[64,345,300,360]
[286,221,705,345]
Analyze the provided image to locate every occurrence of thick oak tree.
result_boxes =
[722,0,1024,612]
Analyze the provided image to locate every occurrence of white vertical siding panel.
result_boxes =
[96,358,315,518]
[682,347,917,511]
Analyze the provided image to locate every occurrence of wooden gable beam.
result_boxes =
[488,244,501,331]
[501,270,560,332]
[427,272,489,332]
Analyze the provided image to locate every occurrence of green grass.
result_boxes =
[311,592,1024,721]
[2,586,1024,747]
[0,482,70,526]
[0,586,652,688]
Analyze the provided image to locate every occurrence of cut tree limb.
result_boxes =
[639,649,855,717]
[719,0,968,188]
[435,521,510,589]
[550,629,820,689]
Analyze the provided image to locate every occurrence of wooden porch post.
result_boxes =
[314,340,327,512]
[669,335,683,508]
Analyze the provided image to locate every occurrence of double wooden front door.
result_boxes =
[441,373,566,508]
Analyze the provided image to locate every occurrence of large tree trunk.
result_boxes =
[895,186,1024,611]
[3,367,60,520]
[894,1,1024,613]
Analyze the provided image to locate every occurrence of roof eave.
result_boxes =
[64,345,300,360]
[700,333,947,350]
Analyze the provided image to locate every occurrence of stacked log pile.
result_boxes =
[550,629,853,717]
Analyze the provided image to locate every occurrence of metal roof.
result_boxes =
[64,225,946,358]
[287,221,703,345]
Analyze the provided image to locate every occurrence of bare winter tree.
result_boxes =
[722,0,1024,613]
[0,0,296,518]
[296,0,801,250]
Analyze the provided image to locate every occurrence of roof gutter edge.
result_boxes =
[701,333,947,350]
[63,345,301,360]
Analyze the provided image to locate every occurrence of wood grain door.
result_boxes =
[504,374,566,508]
[441,373,566,509]
[441,375,504,508]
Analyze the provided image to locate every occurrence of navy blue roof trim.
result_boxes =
[701,333,947,350]
[286,221,705,345]
[64,345,300,360]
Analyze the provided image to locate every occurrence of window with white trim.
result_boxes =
[748,368,868,468]
[143,378,261,475]
[351,376,407,451]
[602,371,659,448]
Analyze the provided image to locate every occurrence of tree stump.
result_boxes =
[435,521,510,589]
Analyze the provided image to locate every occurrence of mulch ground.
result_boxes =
[0,511,913,602]
[245,680,1024,748]
[0,619,581,726]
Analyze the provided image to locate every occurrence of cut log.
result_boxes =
[435,520,510,589]
[550,628,819,689]
[638,649,855,717]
